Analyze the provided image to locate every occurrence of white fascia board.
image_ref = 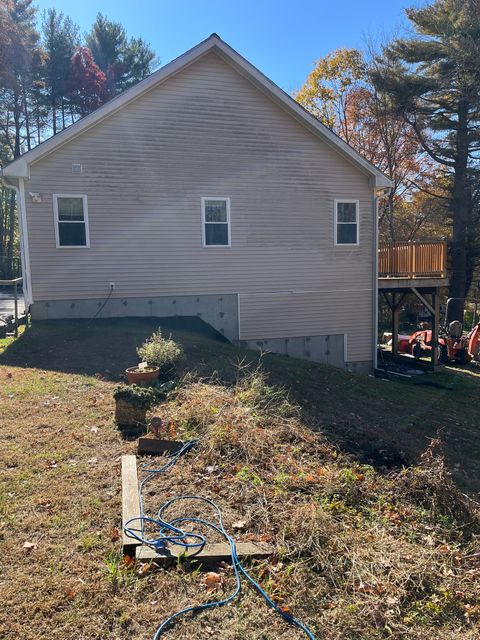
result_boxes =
[2,34,393,188]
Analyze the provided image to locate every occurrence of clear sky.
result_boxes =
[33,0,422,93]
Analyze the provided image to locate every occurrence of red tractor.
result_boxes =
[407,298,480,364]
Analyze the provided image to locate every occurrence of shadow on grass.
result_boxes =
[0,316,233,381]
[3,317,480,491]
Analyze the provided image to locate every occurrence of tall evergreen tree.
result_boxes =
[41,8,79,134]
[372,0,480,317]
[0,0,41,272]
[86,13,156,95]
[0,0,41,158]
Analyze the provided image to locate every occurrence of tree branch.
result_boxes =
[406,115,455,167]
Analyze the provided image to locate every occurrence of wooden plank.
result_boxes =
[411,287,435,317]
[122,455,141,555]
[137,437,184,456]
[136,541,273,563]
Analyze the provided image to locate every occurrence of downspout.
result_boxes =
[373,187,391,370]
[1,174,33,309]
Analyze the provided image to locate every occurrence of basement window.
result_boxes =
[335,200,359,246]
[53,194,89,248]
[202,198,231,247]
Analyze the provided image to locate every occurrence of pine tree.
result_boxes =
[86,13,156,95]
[41,8,79,134]
[0,0,41,272]
[372,0,480,316]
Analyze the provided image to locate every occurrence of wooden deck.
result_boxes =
[379,241,447,280]
[378,241,448,370]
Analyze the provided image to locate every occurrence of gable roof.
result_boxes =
[2,34,392,188]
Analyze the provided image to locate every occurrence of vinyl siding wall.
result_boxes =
[23,51,375,362]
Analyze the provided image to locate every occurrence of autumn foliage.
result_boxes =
[66,46,107,115]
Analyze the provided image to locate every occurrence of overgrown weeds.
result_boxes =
[149,367,480,638]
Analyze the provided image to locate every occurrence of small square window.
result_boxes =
[202,198,230,246]
[335,200,359,246]
[53,195,89,248]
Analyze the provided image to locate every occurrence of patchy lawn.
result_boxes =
[1,318,480,639]
[2,318,480,490]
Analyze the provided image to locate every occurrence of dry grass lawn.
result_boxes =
[1,318,480,639]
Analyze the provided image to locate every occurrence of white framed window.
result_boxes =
[201,197,231,247]
[334,199,359,246]
[53,194,90,248]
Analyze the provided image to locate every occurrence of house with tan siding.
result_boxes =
[2,34,392,373]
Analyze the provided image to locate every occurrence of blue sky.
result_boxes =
[34,0,421,92]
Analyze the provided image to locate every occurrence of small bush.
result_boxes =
[137,331,184,380]
[113,384,157,409]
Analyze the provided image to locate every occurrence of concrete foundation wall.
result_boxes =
[31,294,373,373]
[30,293,239,342]
[241,334,344,368]
[241,334,372,373]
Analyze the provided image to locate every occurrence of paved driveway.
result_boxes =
[0,290,25,317]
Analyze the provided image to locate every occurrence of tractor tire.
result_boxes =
[438,344,449,364]
[455,349,469,365]
[412,343,423,359]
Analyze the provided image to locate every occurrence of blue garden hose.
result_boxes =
[123,441,317,640]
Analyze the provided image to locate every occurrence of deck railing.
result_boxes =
[378,241,447,278]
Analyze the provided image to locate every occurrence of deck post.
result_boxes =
[392,293,400,357]
[13,279,18,338]
[431,289,440,367]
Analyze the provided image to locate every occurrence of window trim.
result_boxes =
[334,199,359,247]
[53,194,90,249]
[201,197,231,248]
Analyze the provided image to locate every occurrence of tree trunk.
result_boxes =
[23,88,31,151]
[387,191,396,242]
[13,90,22,159]
[448,99,469,322]
[36,100,41,145]
[52,96,57,135]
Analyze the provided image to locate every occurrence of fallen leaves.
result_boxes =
[137,562,154,577]
[204,571,223,592]
[109,527,120,542]
[123,555,135,569]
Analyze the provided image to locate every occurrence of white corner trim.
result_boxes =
[343,333,348,363]
[201,197,231,247]
[373,193,380,370]
[18,178,33,307]
[53,194,90,249]
[334,199,360,247]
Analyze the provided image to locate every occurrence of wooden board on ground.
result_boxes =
[122,454,141,555]
[136,541,273,563]
[137,437,184,455]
